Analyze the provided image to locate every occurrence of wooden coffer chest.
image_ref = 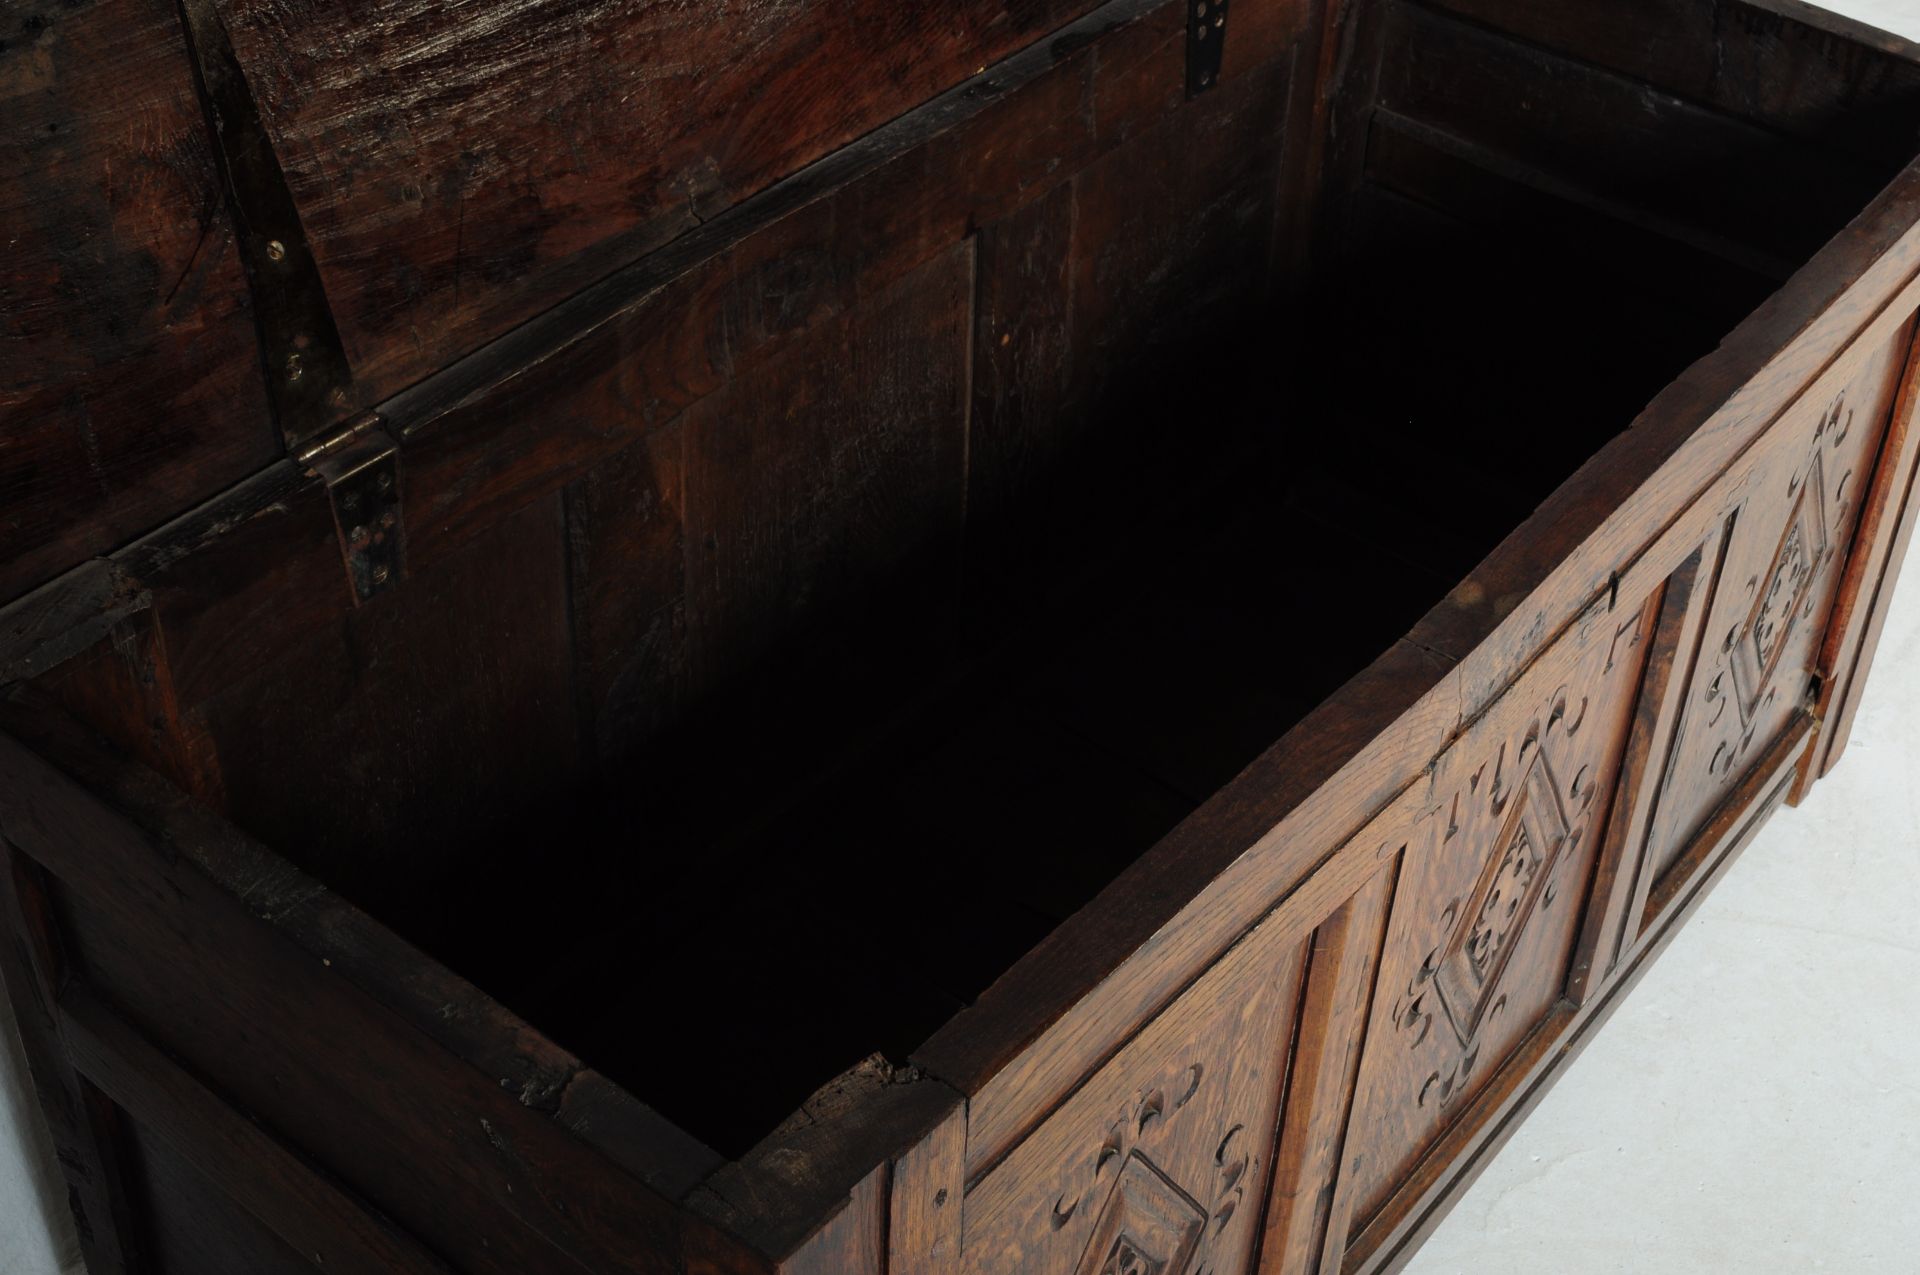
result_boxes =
[6,0,1920,1270]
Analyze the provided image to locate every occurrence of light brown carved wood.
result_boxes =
[1636,318,1911,902]
[1259,867,1396,1275]
[1810,319,1920,782]
[1344,715,1815,1275]
[961,910,1311,1275]
[1336,585,1661,1236]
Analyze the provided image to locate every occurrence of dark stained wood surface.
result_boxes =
[1,0,279,604]
[0,714,753,1275]
[0,846,145,1274]
[60,987,454,1275]
[1375,1,1885,267]
[7,0,1920,1271]
[209,0,1125,400]
[1421,0,1920,167]
[126,1121,319,1275]
[190,496,581,915]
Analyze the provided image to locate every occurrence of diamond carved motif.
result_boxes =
[1730,451,1828,726]
[1431,751,1570,1048]
[1074,1152,1206,1275]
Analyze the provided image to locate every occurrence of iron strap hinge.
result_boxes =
[300,412,406,607]
[1187,0,1228,96]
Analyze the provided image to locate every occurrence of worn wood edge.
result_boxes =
[0,563,150,686]
[917,638,1463,1175]
[0,694,727,1206]
[59,985,453,1274]
[1342,713,1811,1273]
[0,460,317,687]
[918,158,1920,1176]
[1740,0,1920,64]
[885,1100,966,1274]
[687,1055,964,1261]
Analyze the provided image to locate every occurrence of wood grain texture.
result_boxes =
[37,612,222,804]
[680,244,973,707]
[125,1121,317,1275]
[560,239,975,798]
[888,1103,967,1275]
[1338,588,1658,1234]
[961,908,1310,1275]
[692,1057,963,1264]
[60,988,454,1275]
[1260,867,1395,1275]
[74,0,1304,749]
[186,495,579,915]
[1344,716,1812,1275]
[1,0,278,604]
[1565,551,1705,1005]
[210,0,1112,399]
[1637,318,1908,894]
[0,714,748,1275]
[1810,320,1920,779]
[0,691,722,1199]
[919,158,1920,1208]
[564,421,688,765]
[8,3,1920,1272]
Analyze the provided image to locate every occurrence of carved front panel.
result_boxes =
[1644,325,1908,887]
[1340,590,1660,1229]
[961,910,1309,1275]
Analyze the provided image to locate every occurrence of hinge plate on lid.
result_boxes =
[302,413,405,606]
[1187,0,1228,97]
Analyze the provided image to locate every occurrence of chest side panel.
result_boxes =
[961,912,1311,1275]
[1341,587,1660,1229]
[1644,318,1910,888]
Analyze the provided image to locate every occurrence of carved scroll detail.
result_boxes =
[1391,667,1607,1113]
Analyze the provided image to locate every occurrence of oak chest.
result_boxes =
[5,0,1920,1271]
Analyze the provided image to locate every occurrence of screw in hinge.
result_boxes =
[265,239,287,262]
[286,352,304,382]
[1187,0,1226,97]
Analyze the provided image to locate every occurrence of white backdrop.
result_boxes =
[3,3,1919,1271]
